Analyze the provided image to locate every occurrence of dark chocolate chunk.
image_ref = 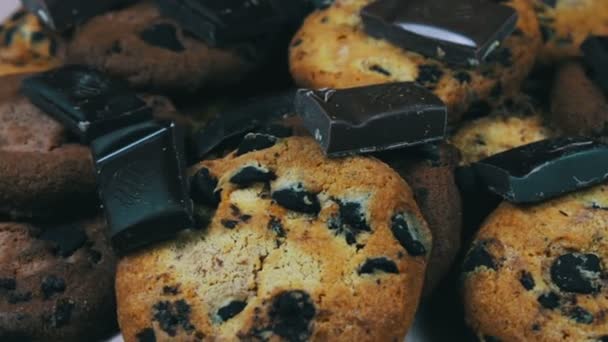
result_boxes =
[519,271,535,291]
[22,0,125,31]
[190,90,296,159]
[568,306,594,324]
[268,291,316,341]
[0,278,16,290]
[217,300,247,322]
[358,257,399,274]
[390,213,427,256]
[361,0,518,65]
[22,65,152,142]
[236,133,278,156]
[8,292,32,304]
[268,217,286,237]
[581,36,608,94]
[369,64,392,76]
[296,83,447,156]
[272,184,320,215]
[152,300,195,337]
[41,275,66,299]
[470,137,608,204]
[454,71,472,83]
[38,224,87,257]
[163,286,180,296]
[550,253,601,294]
[462,241,496,273]
[140,23,185,52]
[191,168,221,207]
[221,219,239,229]
[136,328,157,342]
[416,64,443,86]
[328,200,370,245]
[537,292,560,310]
[230,166,277,186]
[92,121,193,254]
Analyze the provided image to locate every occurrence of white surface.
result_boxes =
[0,2,429,341]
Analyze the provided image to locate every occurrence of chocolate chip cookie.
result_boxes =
[462,184,608,341]
[116,136,432,341]
[66,1,264,91]
[289,0,541,123]
[0,216,118,341]
[534,0,608,62]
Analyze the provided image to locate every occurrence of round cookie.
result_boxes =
[116,136,432,341]
[534,0,608,63]
[66,1,264,91]
[289,0,541,124]
[0,216,118,341]
[0,9,60,76]
[462,184,608,341]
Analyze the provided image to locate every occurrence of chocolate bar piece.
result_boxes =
[295,82,447,157]
[581,35,608,94]
[155,0,288,45]
[22,65,152,142]
[471,137,608,204]
[92,121,193,254]
[361,0,518,65]
[21,0,126,31]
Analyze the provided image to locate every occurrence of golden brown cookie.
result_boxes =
[462,184,608,341]
[289,0,541,124]
[116,136,431,341]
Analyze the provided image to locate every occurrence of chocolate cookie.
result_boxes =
[379,144,463,296]
[0,216,118,341]
[289,0,541,123]
[549,61,608,136]
[534,0,608,62]
[116,136,432,341]
[462,184,608,341]
[66,1,264,91]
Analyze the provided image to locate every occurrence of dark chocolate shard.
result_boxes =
[581,35,608,94]
[358,257,399,274]
[550,253,601,294]
[190,168,221,207]
[91,121,193,254]
[272,184,320,215]
[22,65,152,142]
[296,83,447,157]
[230,165,277,186]
[268,291,316,341]
[462,241,496,273]
[361,0,518,66]
[519,271,535,291]
[217,300,247,322]
[21,0,126,31]
[471,137,608,204]
[328,200,371,245]
[38,224,87,257]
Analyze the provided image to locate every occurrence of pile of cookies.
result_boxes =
[0,0,607,341]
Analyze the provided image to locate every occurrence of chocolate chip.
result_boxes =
[41,275,66,299]
[38,224,88,257]
[416,65,443,85]
[550,253,601,294]
[369,64,392,76]
[191,168,220,207]
[454,71,471,83]
[152,300,195,337]
[519,271,535,290]
[568,306,594,324]
[139,23,185,52]
[390,213,426,256]
[462,241,496,273]
[49,299,75,328]
[163,286,180,296]
[328,200,371,245]
[136,328,157,342]
[268,217,286,237]
[358,257,399,274]
[537,292,560,310]
[236,133,278,156]
[230,166,276,187]
[8,291,31,304]
[272,184,320,215]
[4,26,17,46]
[268,291,316,341]
[221,219,239,229]
[0,278,16,290]
[30,31,46,43]
[217,300,247,322]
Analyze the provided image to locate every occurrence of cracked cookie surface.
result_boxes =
[116,136,431,341]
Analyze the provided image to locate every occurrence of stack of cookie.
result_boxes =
[0,0,607,341]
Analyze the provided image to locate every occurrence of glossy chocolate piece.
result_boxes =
[21,0,126,31]
[471,137,608,204]
[92,121,193,254]
[581,35,608,94]
[190,90,296,159]
[295,82,447,157]
[361,0,518,66]
[22,65,152,142]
